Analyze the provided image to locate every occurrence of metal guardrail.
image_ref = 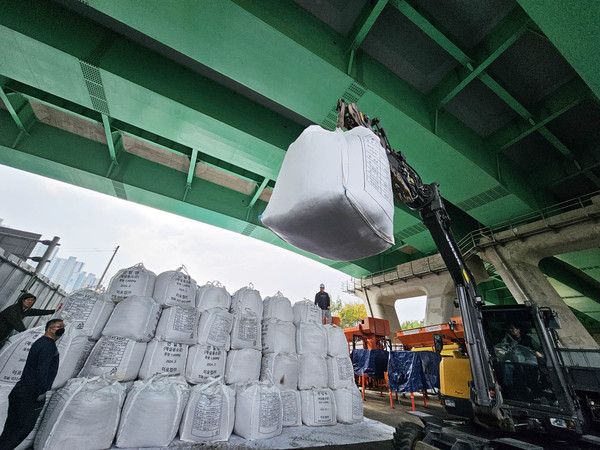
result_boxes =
[343,191,600,293]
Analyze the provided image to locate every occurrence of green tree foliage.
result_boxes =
[330,297,367,329]
[400,319,425,330]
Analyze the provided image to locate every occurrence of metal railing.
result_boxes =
[344,191,600,293]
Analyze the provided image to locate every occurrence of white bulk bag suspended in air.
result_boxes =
[326,355,355,390]
[262,319,296,354]
[0,326,44,383]
[34,377,126,450]
[296,323,327,356]
[53,289,114,340]
[260,353,298,391]
[52,325,92,389]
[224,349,261,385]
[280,390,302,427]
[155,306,199,344]
[179,378,235,443]
[298,353,328,390]
[300,388,337,426]
[153,266,197,307]
[292,300,321,325]
[334,385,363,424]
[260,125,395,261]
[116,375,190,448]
[196,281,231,311]
[101,295,161,342]
[234,382,282,440]
[326,324,350,356]
[107,263,156,302]
[185,345,227,384]
[197,307,233,349]
[231,284,263,316]
[230,309,261,351]
[263,292,293,322]
[79,336,146,382]
[138,340,188,379]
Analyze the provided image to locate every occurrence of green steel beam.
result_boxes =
[0,85,29,134]
[488,78,590,150]
[183,147,199,202]
[0,109,385,277]
[101,113,118,176]
[248,177,269,210]
[531,146,600,187]
[517,0,600,101]
[347,0,388,53]
[428,7,530,109]
[478,73,533,120]
[389,0,471,66]
[540,257,600,306]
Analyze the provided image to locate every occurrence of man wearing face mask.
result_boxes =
[0,319,64,450]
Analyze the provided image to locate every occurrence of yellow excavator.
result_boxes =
[334,101,600,448]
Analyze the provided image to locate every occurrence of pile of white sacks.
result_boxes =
[0,263,363,449]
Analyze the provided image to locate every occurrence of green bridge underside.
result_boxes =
[1,0,599,287]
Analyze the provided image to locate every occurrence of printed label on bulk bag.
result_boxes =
[192,393,223,438]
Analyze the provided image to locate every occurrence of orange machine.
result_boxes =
[344,317,391,350]
[395,316,464,351]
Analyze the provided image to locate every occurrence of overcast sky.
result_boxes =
[0,165,426,321]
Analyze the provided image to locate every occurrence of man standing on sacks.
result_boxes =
[314,283,332,325]
[0,319,64,450]
[0,292,56,348]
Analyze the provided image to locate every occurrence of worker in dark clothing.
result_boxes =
[0,292,56,346]
[314,283,332,325]
[0,319,64,450]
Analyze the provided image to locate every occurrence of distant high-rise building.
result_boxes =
[44,255,96,293]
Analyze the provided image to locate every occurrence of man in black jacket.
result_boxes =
[0,293,56,346]
[314,283,332,325]
[0,319,64,450]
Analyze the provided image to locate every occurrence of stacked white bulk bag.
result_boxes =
[297,353,327,390]
[53,290,114,340]
[34,377,126,450]
[155,306,198,344]
[0,326,45,383]
[260,353,298,391]
[52,325,92,389]
[262,319,295,354]
[116,375,190,447]
[300,388,337,426]
[197,308,233,349]
[153,266,196,307]
[296,323,327,356]
[0,381,12,431]
[326,355,355,390]
[263,292,293,322]
[234,382,282,440]
[224,349,261,385]
[102,295,161,342]
[280,390,302,427]
[230,309,261,350]
[293,300,321,325]
[326,324,349,356]
[260,125,395,261]
[334,385,363,424]
[138,341,188,379]
[196,281,231,311]
[179,378,235,443]
[79,336,146,381]
[185,345,227,384]
[108,263,156,302]
[231,284,263,316]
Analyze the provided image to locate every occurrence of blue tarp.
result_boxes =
[351,349,388,379]
[387,351,442,393]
